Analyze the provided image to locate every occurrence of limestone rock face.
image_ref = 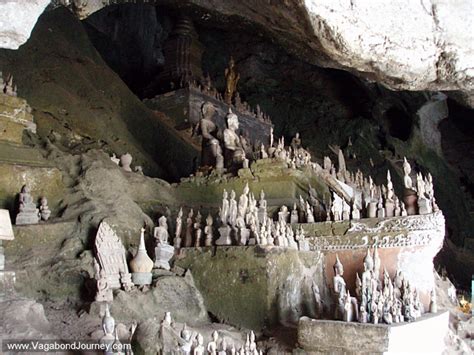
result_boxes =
[0,0,50,50]
[44,0,474,104]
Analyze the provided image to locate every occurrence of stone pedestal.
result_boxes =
[298,312,449,354]
[367,201,377,218]
[385,200,395,217]
[215,225,232,246]
[131,272,152,286]
[15,208,40,225]
[403,189,418,215]
[239,228,250,246]
[154,243,175,270]
[418,197,432,215]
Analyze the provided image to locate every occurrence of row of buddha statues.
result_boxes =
[0,71,17,97]
[331,248,437,325]
[164,187,309,250]
[187,56,272,125]
[15,185,51,225]
[189,79,272,125]
[99,307,264,355]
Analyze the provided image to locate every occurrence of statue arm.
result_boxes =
[201,122,217,141]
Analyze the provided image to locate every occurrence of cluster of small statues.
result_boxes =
[188,57,272,125]
[331,249,437,325]
[15,185,51,225]
[167,187,307,250]
[159,312,265,355]
[281,149,439,224]
[0,71,17,97]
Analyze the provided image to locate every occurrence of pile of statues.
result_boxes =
[93,219,181,302]
[188,57,272,125]
[282,153,438,224]
[0,71,17,97]
[15,185,51,225]
[169,186,309,250]
[331,249,437,325]
[158,312,264,355]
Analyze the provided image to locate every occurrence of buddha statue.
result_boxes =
[224,56,240,105]
[223,109,245,169]
[39,197,51,221]
[333,255,346,319]
[154,216,169,245]
[100,304,115,351]
[198,102,220,168]
[16,185,40,225]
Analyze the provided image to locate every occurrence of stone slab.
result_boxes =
[0,116,27,144]
[297,311,449,354]
[175,246,326,330]
[0,209,14,240]
[144,87,272,154]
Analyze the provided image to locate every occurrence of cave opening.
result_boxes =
[384,106,412,141]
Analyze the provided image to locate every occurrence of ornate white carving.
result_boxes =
[306,212,444,251]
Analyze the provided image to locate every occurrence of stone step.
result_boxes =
[0,142,52,167]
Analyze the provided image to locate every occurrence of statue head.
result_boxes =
[181,323,191,341]
[230,190,236,199]
[243,183,249,195]
[212,330,218,342]
[226,109,239,131]
[159,216,167,227]
[206,214,213,226]
[260,190,265,200]
[201,102,215,119]
[229,56,235,68]
[102,304,115,335]
[21,185,30,194]
[364,248,374,271]
[40,197,48,205]
[223,189,228,199]
[334,254,343,276]
[403,157,411,175]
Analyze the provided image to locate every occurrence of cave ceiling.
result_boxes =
[1,0,473,107]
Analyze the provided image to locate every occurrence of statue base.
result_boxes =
[155,244,175,270]
[132,272,152,286]
[15,211,40,225]
[215,225,232,246]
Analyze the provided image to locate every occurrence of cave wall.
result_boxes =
[0,7,201,181]
[80,5,474,257]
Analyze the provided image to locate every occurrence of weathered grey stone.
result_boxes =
[45,0,474,103]
[0,0,50,50]
[175,246,327,330]
[298,311,449,354]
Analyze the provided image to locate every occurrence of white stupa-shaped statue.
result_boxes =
[130,228,153,285]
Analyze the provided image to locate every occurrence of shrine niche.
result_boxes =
[94,221,132,290]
